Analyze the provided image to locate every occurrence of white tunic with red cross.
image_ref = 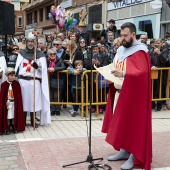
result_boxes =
[15,53,51,125]
[0,56,7,90]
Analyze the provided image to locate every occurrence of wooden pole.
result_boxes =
[33,37,37,130]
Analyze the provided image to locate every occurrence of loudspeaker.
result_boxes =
[0,2,15,35]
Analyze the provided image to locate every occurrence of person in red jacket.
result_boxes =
[102,22,152,170]
[0,67,25,135]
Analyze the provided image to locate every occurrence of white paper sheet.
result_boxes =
[94,63,123,86]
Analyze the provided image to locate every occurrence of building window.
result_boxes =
[88,4,102,24]
[39,8,43,21]
[18,16,22,28]
[27,13,32,25]
[46,5,53,20]
[61,0,67,2]
[34,11,37,23]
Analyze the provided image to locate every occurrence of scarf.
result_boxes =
[48,58,56,76]
[48,58,56,68]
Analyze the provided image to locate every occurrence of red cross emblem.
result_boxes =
[23,60,33,72]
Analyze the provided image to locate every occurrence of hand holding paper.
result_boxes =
[94,63,124,86]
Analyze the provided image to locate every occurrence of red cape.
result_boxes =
[102,51,152,170]
[0,80,25,134]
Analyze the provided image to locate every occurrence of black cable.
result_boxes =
[88,164,112,170]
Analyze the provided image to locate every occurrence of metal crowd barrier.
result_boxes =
[151,67,170,101]
[49,68,170,119]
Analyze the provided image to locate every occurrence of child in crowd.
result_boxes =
[67,60,86,117]
[0,67,25,135]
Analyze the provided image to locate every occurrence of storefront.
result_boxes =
[87,3,103,41]
[107,0,161,39]
[160,0,170,38]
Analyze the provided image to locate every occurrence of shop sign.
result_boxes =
[93,24,103,30]
[108,0,151,10]
[150,0,162,9]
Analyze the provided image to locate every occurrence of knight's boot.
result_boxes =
[107,149,130,161]
[30,112,39,128]
[120,154,134,170]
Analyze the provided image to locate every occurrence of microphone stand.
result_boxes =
[62,46,104,169]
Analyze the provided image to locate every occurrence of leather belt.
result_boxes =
[8,99,14,102]
[18,75,41,83]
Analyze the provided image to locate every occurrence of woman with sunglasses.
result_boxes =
[79,38,89,60]
[7,45,19,68]
[47,48,66,116]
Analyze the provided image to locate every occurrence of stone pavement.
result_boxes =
[0,106,170,170]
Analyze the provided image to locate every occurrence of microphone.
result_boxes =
[87,43,101,49]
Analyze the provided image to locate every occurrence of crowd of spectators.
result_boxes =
[1,20,170,117]
[139,33,170,111]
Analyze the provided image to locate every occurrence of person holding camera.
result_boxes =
[150,39,169,111]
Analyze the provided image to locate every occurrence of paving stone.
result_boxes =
[0,109,170,169]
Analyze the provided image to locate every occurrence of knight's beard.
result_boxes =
[27,45,34,50]
[122,37,133,48]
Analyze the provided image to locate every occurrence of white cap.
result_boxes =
[27,32,35,40]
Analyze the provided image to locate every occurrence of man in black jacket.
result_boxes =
[150,39,169,111]
[100,19,118,42]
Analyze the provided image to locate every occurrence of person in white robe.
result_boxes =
[15,32,51,128]
[0,51,7,89]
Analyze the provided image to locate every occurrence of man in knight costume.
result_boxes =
[0,50,7,89]
[15,32,51,128]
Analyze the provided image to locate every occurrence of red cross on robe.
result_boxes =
[23,60,33,72]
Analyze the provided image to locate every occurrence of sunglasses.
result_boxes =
[80,41,85,43]
[49,53,56,56]
[12,48,19,50]
[53,43,60,46]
